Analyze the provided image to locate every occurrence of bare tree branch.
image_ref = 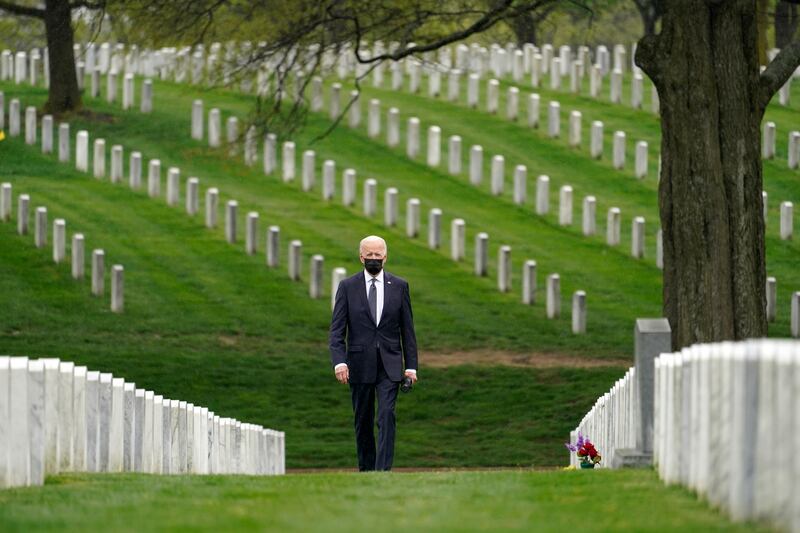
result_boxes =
[0,0,45,18]
[759,39,800,110]
[354,0,518,63]
[121,0,582,140]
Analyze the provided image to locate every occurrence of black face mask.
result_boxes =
[364,258,383,275]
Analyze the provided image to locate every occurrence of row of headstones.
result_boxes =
[89,39,652,114]
[65,41,630,91]
[365,47,662,116]
[0,355,286,490]
[568,365,638,469]
[0,49,48,88]
[357,40,794,111]
[104,41,258,86]
[77,70,154,113]
[180,63,651,225]
[316,74,656,179]
[493,43,797,110]
[278,150,588,329]
[757,144,797,239]
[0,183,124,312]
[333,42,635,86]
[51,97,800,333]
[4,43,136,84]
[761,120,800,174]
[653,339,800,531]
[7,90,793,326]
[0,45,166,93]
[71,42,147,77]
[311,89,661,261]
[9,51,787,248]
[4,45,150,103]
[766,193,795,241]
[507,45,659,111]
[191,103,589,332]
[7,37,791,110]
[765,277,800,329]
[59,75,788,331]
[182,67,656,273]
[155,47,794,242]
[321,86,797,243]
[144,40,785,246]
[8,95,344,308]
[68,41,268,89]
[192,89,794,253]
[71,42,167,78]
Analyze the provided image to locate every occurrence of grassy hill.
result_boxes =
[0,64,797,468]
[0,470,770,532]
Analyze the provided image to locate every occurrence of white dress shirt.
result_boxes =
[334,269,417,376]
[364,269,384,326]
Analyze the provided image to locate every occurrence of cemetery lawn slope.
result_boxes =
[0,470,770,532]
[0,77,797,468]
[0,118,627,468]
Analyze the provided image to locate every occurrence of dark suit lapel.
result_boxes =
[382,272,396,322]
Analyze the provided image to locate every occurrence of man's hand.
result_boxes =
[405,370,418,384]
[335,365,349,384]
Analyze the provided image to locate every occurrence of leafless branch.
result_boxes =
[0,0,45,18]
[759,39,800,111]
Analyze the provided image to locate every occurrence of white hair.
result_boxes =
[359,235,387,255]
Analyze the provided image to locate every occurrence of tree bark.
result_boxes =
[775,0,799,49]
[487,0,551,46]
[43,0,81,114]
[636,1,771,349]
[506,11,538,45]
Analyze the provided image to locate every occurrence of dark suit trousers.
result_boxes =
[350,350,400,471]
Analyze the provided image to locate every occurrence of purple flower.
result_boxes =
[566,432,591,453]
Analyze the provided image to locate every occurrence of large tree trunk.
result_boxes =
[43,0,81,114]
[775,0,800,50]
[636,1,768,349]
[493,1,555,46]
[507,12,538,46]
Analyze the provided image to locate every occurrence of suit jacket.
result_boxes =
[329,271,418,383]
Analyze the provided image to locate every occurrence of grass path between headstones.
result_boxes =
[422,349,631,368]
[0,470,770,532]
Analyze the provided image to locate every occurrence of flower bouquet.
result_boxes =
[565,433,602,469]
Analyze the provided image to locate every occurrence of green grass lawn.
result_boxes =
[0,470,770,532]
[0,94,628,467]
[0,67,797,470]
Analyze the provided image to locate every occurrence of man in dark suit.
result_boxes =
[329,235,418,471]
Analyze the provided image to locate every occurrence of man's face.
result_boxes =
[360,241,387,266]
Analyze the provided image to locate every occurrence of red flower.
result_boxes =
[577,442,599,459]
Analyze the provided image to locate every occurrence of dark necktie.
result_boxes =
[368,278,377,324]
